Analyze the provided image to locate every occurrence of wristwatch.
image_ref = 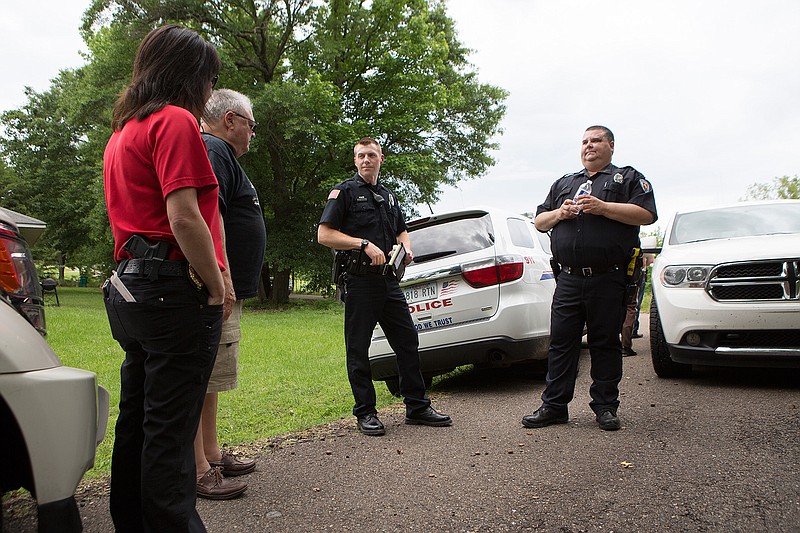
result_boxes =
[360,239,369,250]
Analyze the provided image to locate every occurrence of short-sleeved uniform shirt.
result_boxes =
[536,163,657,268]
[202,133,267,299]
[103,105,225,268]
[319,173,407,254]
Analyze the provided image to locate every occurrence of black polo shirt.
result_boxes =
[203,133,267,299]
[536,163,657,268]
[319,173,407,255]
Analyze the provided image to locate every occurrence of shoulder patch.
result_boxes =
[328,189,340,200]
[640,179,652,193]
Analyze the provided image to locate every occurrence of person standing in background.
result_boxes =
[318,137,452,436]
[194,89,266,499]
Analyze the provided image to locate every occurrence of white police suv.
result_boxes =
[369,207,556,393]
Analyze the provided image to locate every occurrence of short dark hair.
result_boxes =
[585,125,614,143]
[112,25,220,130]
[355,137,382,152]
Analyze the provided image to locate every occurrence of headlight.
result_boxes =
[661,265,712,288]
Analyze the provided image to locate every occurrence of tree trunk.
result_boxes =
[270,267,292,304]
[257,263,271,304]
[58,253,66,284]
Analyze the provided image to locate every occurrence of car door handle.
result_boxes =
[417,314,432,321]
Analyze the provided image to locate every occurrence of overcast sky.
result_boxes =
[2,0,798,232]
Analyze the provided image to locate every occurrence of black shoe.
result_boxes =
[405,406,452,427]
[356,414,385,436]
[521,406,568,428]
[631,332,644,339]
[596,410,621,431]
[622,347,637,357]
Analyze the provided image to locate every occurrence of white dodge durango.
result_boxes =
[650,200,800,378]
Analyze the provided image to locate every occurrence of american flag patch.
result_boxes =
[328,189,340,200]
[440,280,458,296]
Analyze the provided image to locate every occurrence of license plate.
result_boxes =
[403,281,438,304]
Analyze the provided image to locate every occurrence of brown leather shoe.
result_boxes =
[196,467,247,500]
[209,451,256,476]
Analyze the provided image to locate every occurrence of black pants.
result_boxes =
[104,274,222,533]
[343,274,430,417]
[541,269,627,414]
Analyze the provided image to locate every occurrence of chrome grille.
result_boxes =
[706,259,800,301]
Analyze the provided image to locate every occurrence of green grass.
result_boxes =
[43,288,397,479]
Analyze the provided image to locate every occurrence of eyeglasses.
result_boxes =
[230,111,257,132]
[211,75,219,88]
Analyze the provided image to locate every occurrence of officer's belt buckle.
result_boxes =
[582,267,593,277]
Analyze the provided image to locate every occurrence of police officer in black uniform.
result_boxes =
[522,125,657,431]
[318,137,452,436]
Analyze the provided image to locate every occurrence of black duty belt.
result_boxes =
[120,258,187,278]
[357,264,391,277]
[562,265,621,277]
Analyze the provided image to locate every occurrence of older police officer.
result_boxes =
[523,126,657,431]
[318,137,451,436]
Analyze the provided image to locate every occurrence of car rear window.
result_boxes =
[409,213,494,264]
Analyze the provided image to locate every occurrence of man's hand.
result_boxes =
[559,199,581,220]
[575,195,607,216]
[365,242,386,265]
[222,269,235,321]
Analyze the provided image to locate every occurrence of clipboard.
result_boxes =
[387,242,407,280]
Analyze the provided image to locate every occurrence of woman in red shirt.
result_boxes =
[103,24,225,532]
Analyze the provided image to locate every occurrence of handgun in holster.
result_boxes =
[550,258,561,281]
[122,234,171,281]
[625,247,643,304]
[332,250,351,302]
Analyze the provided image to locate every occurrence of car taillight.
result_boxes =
[0,228,47,335]
[0,232,22,293]
[461,256,524,288]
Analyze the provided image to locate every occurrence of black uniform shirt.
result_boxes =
[319,173,407,255]
[203,133,267,299]
[536,163,658,268]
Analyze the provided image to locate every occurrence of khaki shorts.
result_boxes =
[208,300,243,393]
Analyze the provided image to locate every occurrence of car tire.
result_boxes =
[650,299,692,378]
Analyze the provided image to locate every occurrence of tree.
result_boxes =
[0,72,104,281]
[743,175,800,200]
[81,0,507,302]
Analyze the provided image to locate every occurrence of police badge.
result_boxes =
[614,173,624,183]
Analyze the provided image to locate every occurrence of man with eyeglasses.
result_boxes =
[317,137,452,436]
[193,89,266,499]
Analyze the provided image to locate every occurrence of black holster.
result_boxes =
[550,258,561,281]
[121,235,171,281]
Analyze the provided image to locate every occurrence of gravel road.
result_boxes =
[4,314,800,532]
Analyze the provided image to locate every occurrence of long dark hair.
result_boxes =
[111,25,220,130]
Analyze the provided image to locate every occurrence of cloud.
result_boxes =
[423,0,800,230]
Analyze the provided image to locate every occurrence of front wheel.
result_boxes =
[650,299,692,378]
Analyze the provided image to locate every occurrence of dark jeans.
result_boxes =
[104,274,222,533]
[541,269,627,414]
[343,274,429,417]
